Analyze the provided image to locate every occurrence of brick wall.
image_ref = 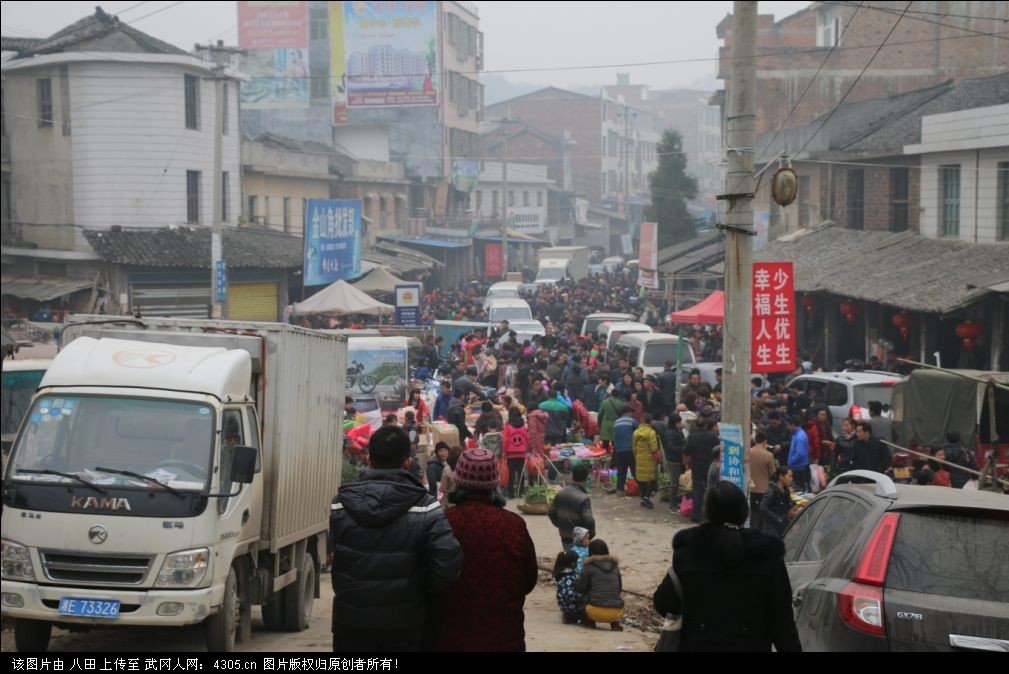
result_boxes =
[829,157,921,233]
[720,1,1009,134]
[487,93,602,202]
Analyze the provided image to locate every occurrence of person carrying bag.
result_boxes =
[653,565,683,652]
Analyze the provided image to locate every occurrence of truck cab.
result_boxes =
[2,318,345,652]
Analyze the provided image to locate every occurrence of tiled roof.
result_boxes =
[83,226,304,269]
[755,224,1009,314]
[9,7,187,58]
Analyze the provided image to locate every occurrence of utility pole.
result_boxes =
[197,40,241,319]
[623,106,630,205]
[721,1,757,493]
[501,119,509,279]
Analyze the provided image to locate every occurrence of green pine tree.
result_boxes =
[647,130,698,248]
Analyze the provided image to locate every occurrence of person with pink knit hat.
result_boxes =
[430,448,538,652]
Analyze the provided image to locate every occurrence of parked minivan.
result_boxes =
[581,312,636,337]
[601,321,652,353]
[482,281,523,309]
[612,333,695,378]
[486,297,533,325]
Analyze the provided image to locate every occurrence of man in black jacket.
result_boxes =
[330,426,462,652]
[683,419,720,523]
[641,375,665,420]
[855,422,889,475]
[548,464,596,550]
[446,389,472,442]
[657,361,679,418]
[654,413,686,513]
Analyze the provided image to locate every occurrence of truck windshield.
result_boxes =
[2,369,46,439]
[537,268,565,281]
[491,307,533,321]
[9,396,214,491]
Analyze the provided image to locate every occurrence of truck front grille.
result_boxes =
[40,551,153,586]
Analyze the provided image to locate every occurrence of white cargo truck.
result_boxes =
[1,316,347,652]
[534,246,590,285]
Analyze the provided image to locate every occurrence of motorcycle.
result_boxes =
[347,361,377,394]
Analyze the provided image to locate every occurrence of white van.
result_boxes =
[486,297,533,325]
[581,312,636,337]
[601,321,653,352]
[482,281,523,309]
[613,333,695,378]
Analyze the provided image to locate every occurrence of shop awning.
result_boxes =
[1,276,93,301]
[378,235,470,249]
[668,290,724,325]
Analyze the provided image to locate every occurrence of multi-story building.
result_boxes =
[239,1,483,224]
[715,2,1009,137]
[0,8,284,319]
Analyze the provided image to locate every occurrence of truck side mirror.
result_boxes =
[230,445,257,484]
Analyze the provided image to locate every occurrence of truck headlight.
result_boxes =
[1,539,35,581]
[156,548,209,588]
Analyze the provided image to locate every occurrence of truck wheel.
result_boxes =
[283,553,315,631]
[15,619,52,652]
[261,593,284,631]
[206,567,240,652]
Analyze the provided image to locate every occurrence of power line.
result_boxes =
[754,2,865,168]
[116,1,153,17]
[831,0,1009,23]
[125,1,186,25]
[830,1,1009,38]
[792,3,914,163]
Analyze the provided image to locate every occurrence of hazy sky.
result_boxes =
[2,1,810,90]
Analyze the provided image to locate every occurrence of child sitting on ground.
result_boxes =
[553,550,584,625]
[575,539,625,631]
[571,527,590,573]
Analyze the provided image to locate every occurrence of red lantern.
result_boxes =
[800,294,817,317]
[955,320,982,350]
[891,311,913,340]
[839,299,859,325]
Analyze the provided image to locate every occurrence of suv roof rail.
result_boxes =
[829,471,898,499]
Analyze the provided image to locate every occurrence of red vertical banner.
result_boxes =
[752,262,796,373]
[484,242,503,279]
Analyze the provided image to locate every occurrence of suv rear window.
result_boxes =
[886,511,1009,602]
[853,384,894,407]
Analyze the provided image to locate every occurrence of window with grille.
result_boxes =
[998,162,1009,241]
[38,79,53,128]
[186,171,201,223]
[940,165,960,237]
[184,75,199,130]
[846,169,864,230]
[221,172,229,222]
[889,167,909,232]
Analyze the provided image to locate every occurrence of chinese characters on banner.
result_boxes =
[719,423,746,494]
[484,242,503,279]
[752,261,796,373]
[637,222,659,289]
[237,1,310,110]
[303,199,361,286]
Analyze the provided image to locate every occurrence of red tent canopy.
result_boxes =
[668,290,724,325]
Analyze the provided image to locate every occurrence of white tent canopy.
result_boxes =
[292,280,393,316]
[352,265,406,296]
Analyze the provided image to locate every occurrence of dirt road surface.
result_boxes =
[2,489,691,653]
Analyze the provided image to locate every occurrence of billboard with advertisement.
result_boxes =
[346,344,408,394]
[752,261,796,373]
[238,1,310,109]
[304,199,362,286]
[511,207,544,235]
[719,423,746,494]
[344,1,439,108]
[638,221,659,289]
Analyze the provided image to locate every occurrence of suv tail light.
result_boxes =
[850,404,864,421]
[838,512,900,637]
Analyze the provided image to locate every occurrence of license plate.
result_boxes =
[894,467,910,479]
[58,597,120,619]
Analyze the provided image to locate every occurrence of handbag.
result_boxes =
[654,566,683,652]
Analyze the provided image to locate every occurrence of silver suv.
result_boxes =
[788,372,904,434]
